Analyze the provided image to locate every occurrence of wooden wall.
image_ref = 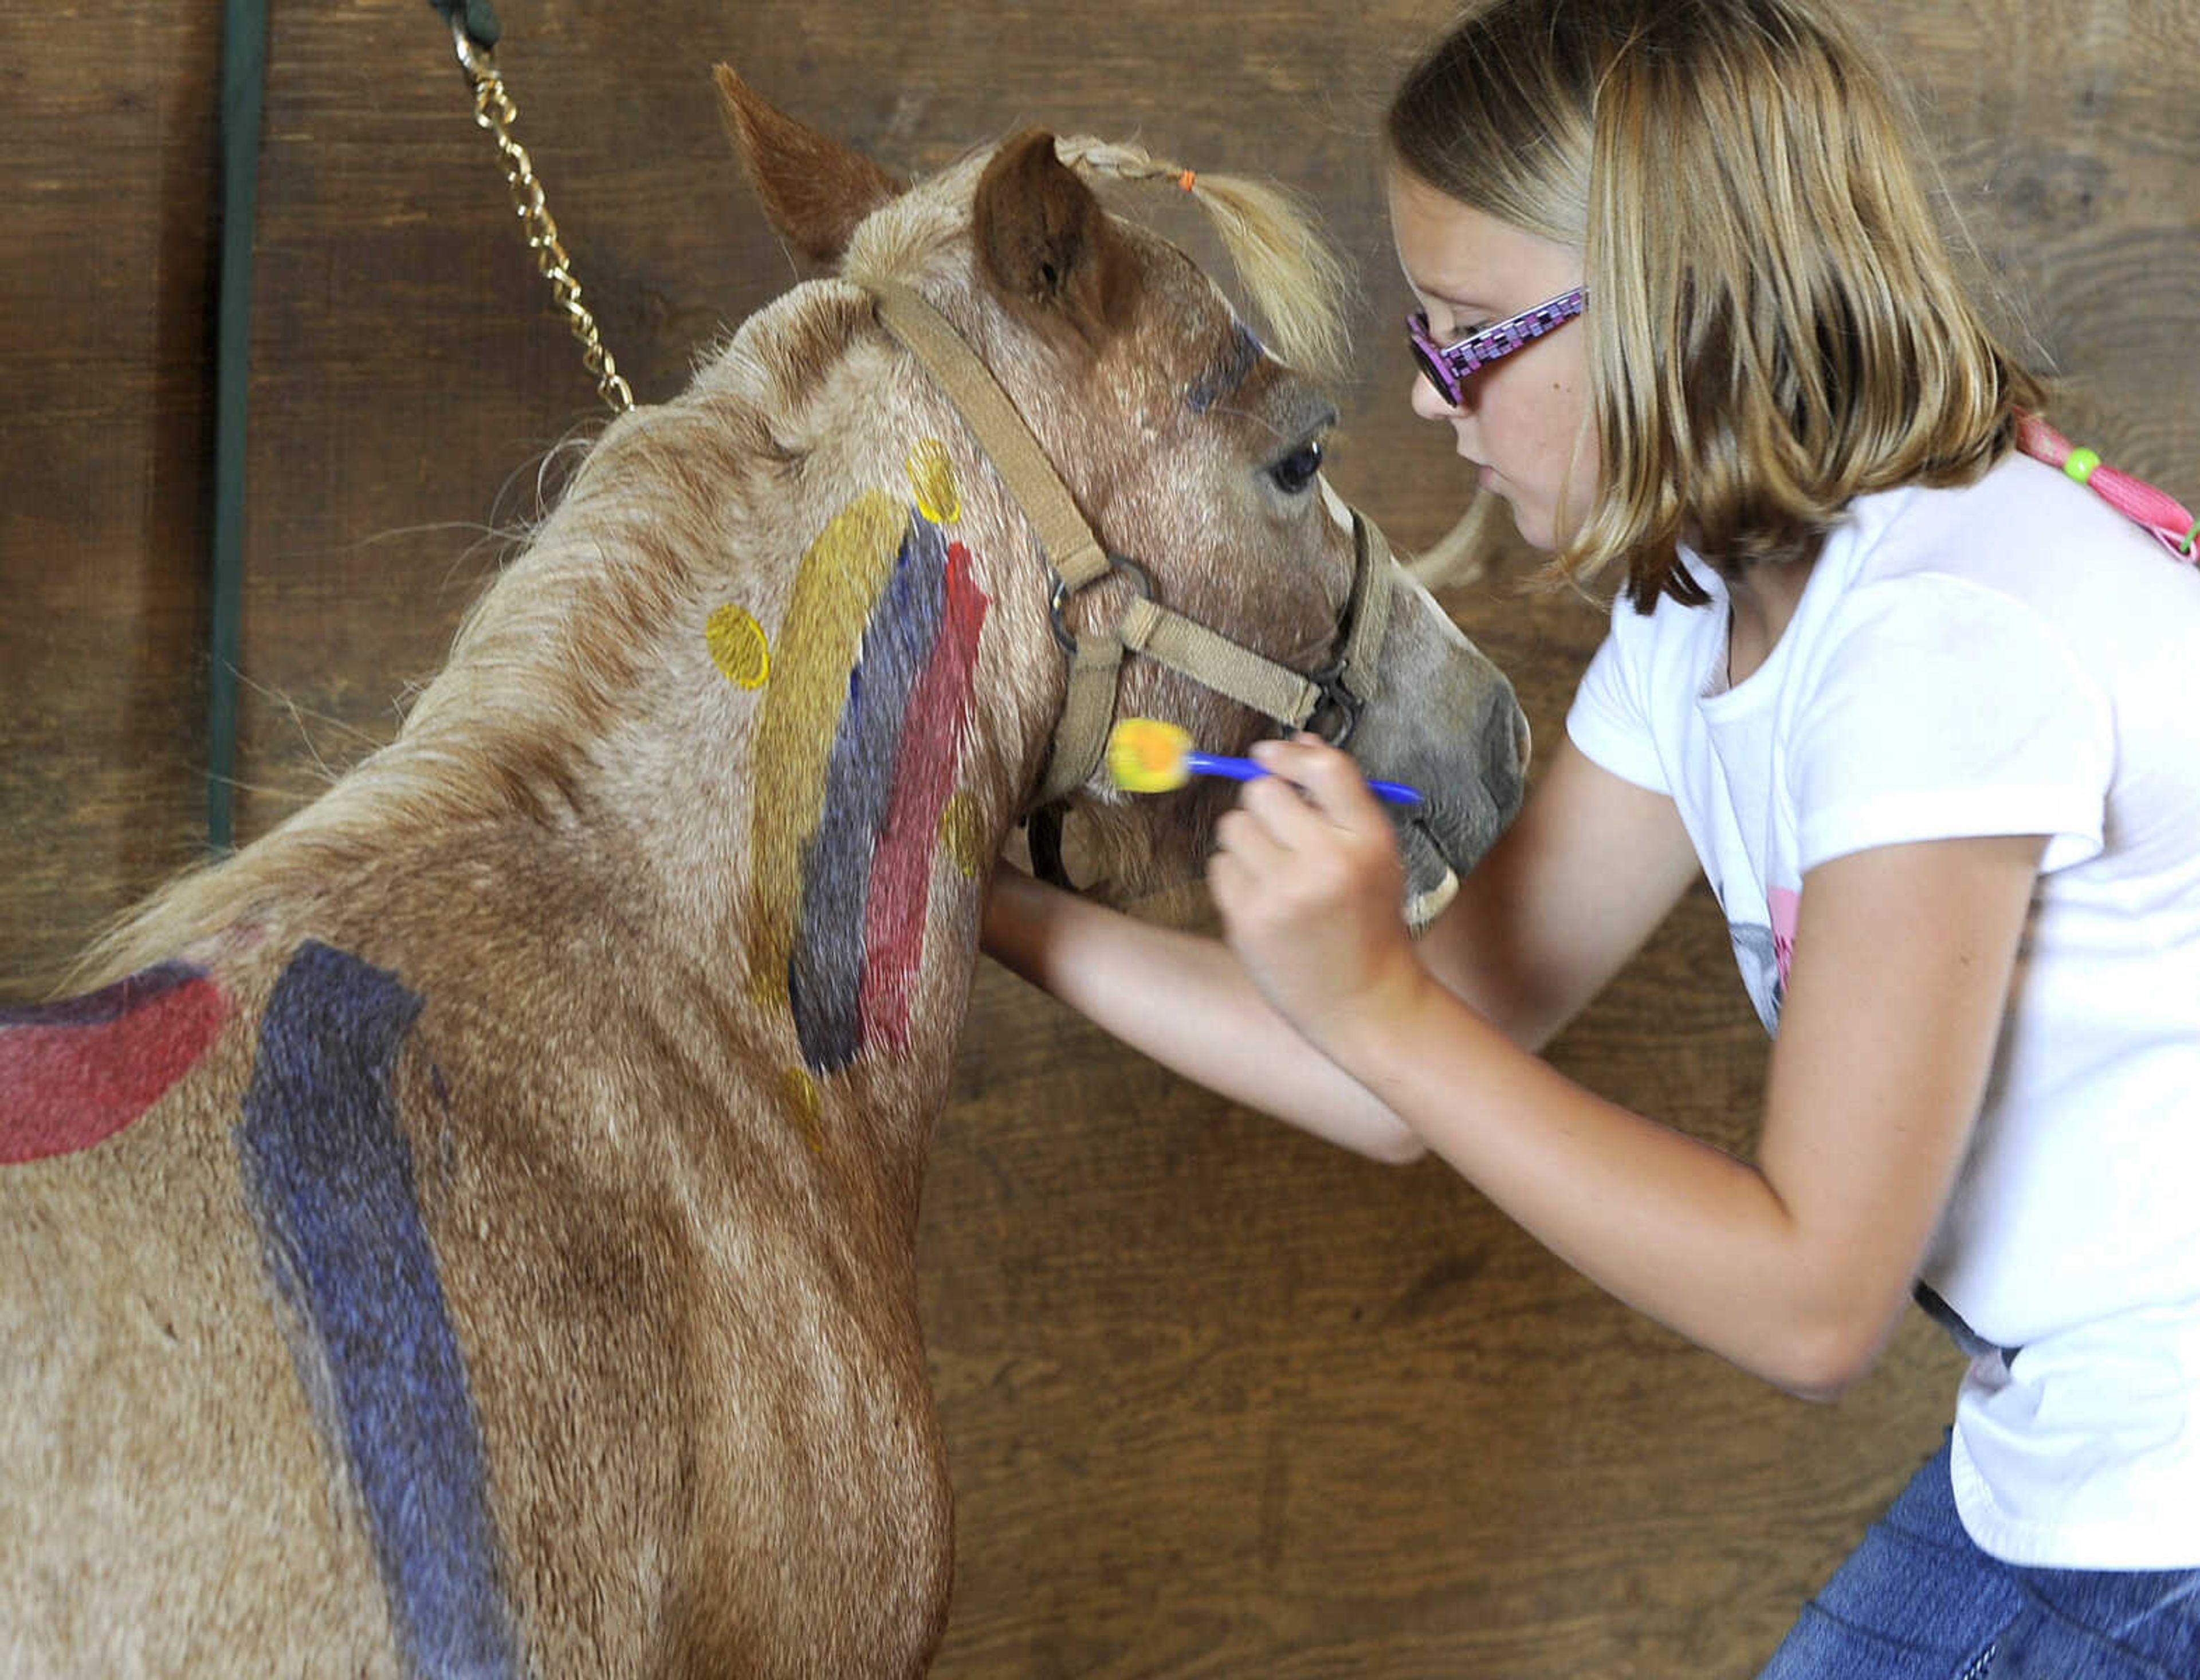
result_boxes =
[4,2,2195,1673]
[1,2,219,983]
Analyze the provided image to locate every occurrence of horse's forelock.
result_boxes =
[1050,138,1351,389]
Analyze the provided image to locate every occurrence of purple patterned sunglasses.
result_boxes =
[1407,285,1588,408]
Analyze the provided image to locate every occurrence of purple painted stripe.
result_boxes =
[235,942,521,1678]
[790,509,949,1073]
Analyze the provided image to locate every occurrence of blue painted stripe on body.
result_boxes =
[236,941,522,1678]
[789,509,948,1072]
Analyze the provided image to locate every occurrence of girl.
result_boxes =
[981,1,2200,1674]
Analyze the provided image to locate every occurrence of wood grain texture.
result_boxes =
[0,2,220,991]
[3,1,2195,1673]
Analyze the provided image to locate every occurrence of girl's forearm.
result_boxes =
[985,873,1855,1382]
[1316,837,2040,1398]
[980,871,1424,1162]
[1327,973,1890,1396]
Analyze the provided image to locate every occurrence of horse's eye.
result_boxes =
[1267,438,1323,496]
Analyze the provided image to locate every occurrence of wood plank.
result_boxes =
[0,1,221,994]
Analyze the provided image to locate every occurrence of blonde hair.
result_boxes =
[1388,0,2045,610]
[1053,136,1352,392]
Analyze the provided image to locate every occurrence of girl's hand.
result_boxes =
[1205,733,1432,1060]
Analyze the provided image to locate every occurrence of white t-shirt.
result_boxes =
[1566,453,2200,1568]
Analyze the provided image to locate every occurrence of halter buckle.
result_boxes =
[1050,553,1153,653]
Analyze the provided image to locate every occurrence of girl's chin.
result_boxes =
[1497,495,1557,553]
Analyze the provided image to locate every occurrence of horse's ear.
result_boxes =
[715,65,903,266]
[973,131,1128,344]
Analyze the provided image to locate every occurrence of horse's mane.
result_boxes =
[68,403,756,991]
[69,139,1348,993]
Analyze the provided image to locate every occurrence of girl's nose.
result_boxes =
[1410,368,1466,422]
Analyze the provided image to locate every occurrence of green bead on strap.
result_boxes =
[2182,519,2199,559]
[2063,446,2102,485]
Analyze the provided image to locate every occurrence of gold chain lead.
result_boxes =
[451,21,635,414]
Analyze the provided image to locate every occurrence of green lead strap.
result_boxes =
[210,0,269,855]
[207,2,512,854]
[205,2,508,855]
[428,0,502,50]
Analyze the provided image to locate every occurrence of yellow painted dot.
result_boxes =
[781,1067,824,1154]
[906,437,961,525]
[939,790,988,879]
[706,604,770,689]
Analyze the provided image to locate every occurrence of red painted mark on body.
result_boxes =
[859,541,989,1052]
[0,963,230,1163]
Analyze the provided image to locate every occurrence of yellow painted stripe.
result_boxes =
[749,489,905,1003]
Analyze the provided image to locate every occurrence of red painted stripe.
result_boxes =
[860,542,989,1052]
[0,971,230,1163]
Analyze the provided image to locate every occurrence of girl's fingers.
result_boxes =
[1213,805,1283,876]
[1236,770,1323,848]
[1207,817,1273,918]
[1250,735,1385,828]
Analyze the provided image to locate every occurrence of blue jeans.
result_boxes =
[1758,1441,2200,1678]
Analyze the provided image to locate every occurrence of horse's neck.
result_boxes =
[526,424,1062,1192]
[178,381,1067,1205]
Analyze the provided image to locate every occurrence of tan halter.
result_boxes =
[869,278,1401,813]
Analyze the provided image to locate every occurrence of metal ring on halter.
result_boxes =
[1301,521,1382,747]
[1303,661,1363,747]
[1049,553,1153,654]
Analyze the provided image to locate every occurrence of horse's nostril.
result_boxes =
[1482,686,1531,784]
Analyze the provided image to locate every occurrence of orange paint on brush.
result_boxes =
[1106,717,1195,790]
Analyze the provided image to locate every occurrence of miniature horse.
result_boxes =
[0,73,1527,1678]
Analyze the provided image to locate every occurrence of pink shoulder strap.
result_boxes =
[2014,412,2198,562]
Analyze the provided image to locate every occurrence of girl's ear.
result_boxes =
[714,65,903,266]
[972,131,1128,345]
